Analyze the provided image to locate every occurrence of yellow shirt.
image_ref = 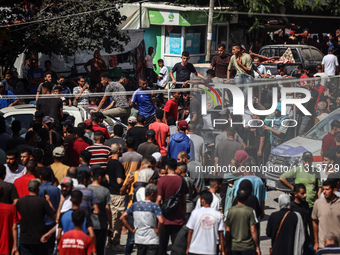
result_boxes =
[123,171,139,209]
[50,162,69,184]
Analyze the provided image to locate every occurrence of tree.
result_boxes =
[0,0,129,72]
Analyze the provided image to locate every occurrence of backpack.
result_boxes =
[161,178,185,217]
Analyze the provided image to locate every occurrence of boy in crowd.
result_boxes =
[186,190,225,255]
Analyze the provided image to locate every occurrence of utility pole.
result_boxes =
[205,0,214,62]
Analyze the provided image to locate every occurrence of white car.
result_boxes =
[0,104,88,135]
[265,108,340,191]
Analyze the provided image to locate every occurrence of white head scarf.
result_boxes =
[278,194,291,209]
[137,168,155,182]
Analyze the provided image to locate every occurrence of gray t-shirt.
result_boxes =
[215,139,244,168]
[88,184,111,230]
[104,81,130,108]
[187,161,206,192]
[188,134,207,164]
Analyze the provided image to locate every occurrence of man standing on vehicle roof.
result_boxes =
[170,51,205,88]
[210,43,230,79]
[226,44,254,84]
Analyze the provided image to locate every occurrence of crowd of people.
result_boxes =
[1,27,340,255]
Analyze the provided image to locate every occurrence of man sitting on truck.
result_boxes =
[272,63,290,78]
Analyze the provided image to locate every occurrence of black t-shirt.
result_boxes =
[16,195,55,244]
[36,97,63,123]
[106,159,126,195]
[254,126,271,152]
[190,96,203,125]
[126,126,147,150]
[104,137,127,153]
[0,180,19,204]
[172,62,196,84]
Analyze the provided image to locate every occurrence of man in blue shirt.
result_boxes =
[131,77,156,127]
[38,167,61,255]
[57,190,95,244]
[0,82,19,109]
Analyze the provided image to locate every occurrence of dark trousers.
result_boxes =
[45,225,56,255]
[159,224,183,255]
[94,229,107,255]
[144,115,156,129]
[231,251,256,255]
[125,215,135,255]
[20,243,48,255]
[137,244,159,255]
[156,85,164,105]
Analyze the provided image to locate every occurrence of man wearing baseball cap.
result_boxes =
[167,120,191,160]
[127,116,137,130]
[50,147,69,184]
[322,45,339,76]
[280,151,322,209]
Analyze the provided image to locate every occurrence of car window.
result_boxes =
[291,49,300,62]
[311,48,323,63]
[260,48,270,58]
[5,114,34,135]
[305,112,340,140]
[301,48,312,64]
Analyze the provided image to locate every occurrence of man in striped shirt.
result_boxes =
[85,131,112,170]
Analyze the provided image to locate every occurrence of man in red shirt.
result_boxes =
[314,81,327,110]
[322,120,340,158]
[91,112,110,140]
[156,158,188,255]
[67,127,91,167]
[14,160,36,198]
[163,91,180,122]
[0,184,19,255]
[57,209,96,255]
[149,109,170,159]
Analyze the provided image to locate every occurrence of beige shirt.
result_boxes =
[50,162,69,183]
[228,53,254,78]
[312,196,340,248]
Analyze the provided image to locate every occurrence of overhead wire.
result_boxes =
[1,4,340,30]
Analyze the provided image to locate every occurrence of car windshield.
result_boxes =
[5,114,33,135]
[305,112,340,140]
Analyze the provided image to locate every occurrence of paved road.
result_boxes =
[106,190,283,255]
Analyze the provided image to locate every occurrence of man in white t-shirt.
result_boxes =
[195,179,221,212]
[186,190,225,255]
[156,59,168,103]
[4,150,26,183]
[314,64,330,86]
[322,46,339,76]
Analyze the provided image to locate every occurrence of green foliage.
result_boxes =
[0,0,129,70]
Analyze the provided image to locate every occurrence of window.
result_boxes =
[165,26,182,55]
[301,48,312,65]
[184,26,206,54]
[5,114,33,135]
[311,48,323,63]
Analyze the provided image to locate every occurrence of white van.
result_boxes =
[265,108,340,191]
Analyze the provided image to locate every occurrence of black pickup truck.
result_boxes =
[258,44,324,75]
